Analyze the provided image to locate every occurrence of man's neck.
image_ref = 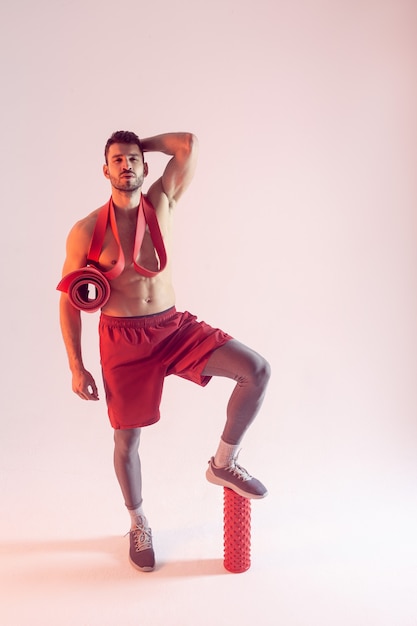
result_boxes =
[111,188,142,211]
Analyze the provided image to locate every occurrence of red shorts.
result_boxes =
[99,307,232,429]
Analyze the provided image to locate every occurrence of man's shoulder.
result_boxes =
[69,207,101,240]
[145,180,172,212]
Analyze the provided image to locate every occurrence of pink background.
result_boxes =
[1,0,416,624]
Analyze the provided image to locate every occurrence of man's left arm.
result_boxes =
[141,132,198,206]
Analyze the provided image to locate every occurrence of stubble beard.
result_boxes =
[110,173,144,193]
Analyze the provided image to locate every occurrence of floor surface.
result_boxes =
[1,376,417,626]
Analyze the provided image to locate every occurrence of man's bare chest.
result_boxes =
[100,225,158,272]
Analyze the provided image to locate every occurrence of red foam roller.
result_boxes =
[223,487,251,573]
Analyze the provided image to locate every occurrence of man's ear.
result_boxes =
[144,162,149,177]
[103,163,110,179]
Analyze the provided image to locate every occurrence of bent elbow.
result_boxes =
[186,132,198,154]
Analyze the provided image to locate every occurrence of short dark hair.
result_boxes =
[104,130,143,163]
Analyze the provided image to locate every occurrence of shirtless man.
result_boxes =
[59,131,270,572]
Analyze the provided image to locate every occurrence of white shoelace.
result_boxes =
[228,461,253,482]
[127,524,153,552]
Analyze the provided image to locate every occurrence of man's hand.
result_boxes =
[72,368,99,401]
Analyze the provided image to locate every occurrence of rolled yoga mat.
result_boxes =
[57,266,111,313]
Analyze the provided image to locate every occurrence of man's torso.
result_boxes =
[83,193,175,317]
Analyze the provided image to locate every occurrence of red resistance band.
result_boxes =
[87,194,167,279]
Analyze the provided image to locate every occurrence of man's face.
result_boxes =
[103,143,148,192]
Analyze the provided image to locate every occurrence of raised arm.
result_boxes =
[141,132,198,207]
[59,219,99,401]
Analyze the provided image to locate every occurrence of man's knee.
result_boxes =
[114,428,141,456]
[252,355,271,389]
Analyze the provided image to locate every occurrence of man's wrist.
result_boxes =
[69,359,85,374]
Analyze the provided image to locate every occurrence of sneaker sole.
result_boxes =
[129,555,155,573]
[206,469,268,499]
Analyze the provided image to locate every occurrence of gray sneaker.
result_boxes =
[206,457,268,499]
[128,517,155,572]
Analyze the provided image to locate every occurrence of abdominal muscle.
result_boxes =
[100,266,176,317]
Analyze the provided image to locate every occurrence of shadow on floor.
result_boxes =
[0,535,228,585]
